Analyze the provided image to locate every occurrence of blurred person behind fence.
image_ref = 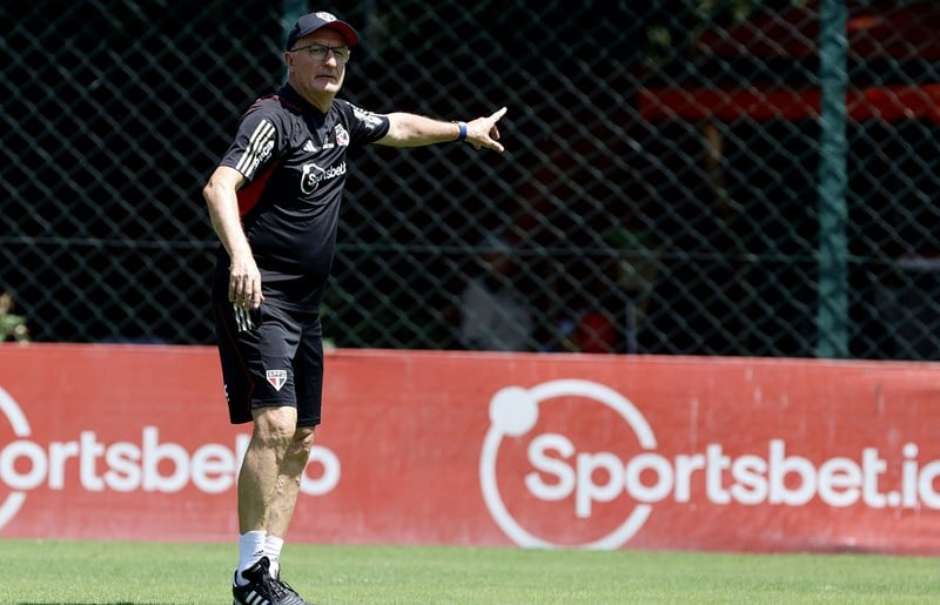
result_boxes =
[458,234,533,351]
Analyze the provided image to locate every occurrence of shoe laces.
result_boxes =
[262,572,289,600]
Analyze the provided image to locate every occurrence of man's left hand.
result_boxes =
[466,107,507,153]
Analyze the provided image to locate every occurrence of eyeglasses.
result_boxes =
[289,42,351,64]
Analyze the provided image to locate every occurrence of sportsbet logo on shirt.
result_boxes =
[300,161,346,195]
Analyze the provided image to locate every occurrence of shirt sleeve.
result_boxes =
[339,99,390,147]
[218,102,282,182]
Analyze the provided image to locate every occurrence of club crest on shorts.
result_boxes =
[266,369,288,391]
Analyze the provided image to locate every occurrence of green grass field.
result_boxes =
[1,539,938,604]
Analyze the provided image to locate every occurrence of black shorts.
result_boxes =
[213,297,324,427]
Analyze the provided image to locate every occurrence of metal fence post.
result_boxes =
[815,0,850,358]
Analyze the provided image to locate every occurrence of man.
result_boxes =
[202,10,506,605]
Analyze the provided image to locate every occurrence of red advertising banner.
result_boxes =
[2,344,940,553]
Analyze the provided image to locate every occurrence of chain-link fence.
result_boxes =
[3,1,940,359]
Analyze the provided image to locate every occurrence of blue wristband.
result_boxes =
[456,121,468,142]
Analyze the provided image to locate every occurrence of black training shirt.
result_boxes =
[215,84,390,310]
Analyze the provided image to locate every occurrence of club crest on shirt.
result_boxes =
[334,124,349,147]
[266,369,288,391]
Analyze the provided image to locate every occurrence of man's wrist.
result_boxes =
[454,121,468,142]
[229,244,254,263]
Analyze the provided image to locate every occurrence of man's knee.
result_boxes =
[251,406,299,451]
[285,427,315,462]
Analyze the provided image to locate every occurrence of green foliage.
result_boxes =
[0,292,28,343]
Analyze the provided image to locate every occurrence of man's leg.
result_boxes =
[238,407,315,575]
[238,406,299,533]
[265,312,323,566]
[216,296,310,604]
[235,405,298,590]
[264,425,315,576]
[266,426,315,536]
[243,309,322,603]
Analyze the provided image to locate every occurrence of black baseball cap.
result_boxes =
[285,11,359,50]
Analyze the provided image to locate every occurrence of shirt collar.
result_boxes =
[279,83,329,115]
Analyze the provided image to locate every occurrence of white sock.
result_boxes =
[264,534,284,578]
[236,530,267,586]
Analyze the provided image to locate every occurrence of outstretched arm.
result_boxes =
[376,107,507,153]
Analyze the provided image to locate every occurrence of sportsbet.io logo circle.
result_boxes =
[480,379,656,549]
[0,386,30,530]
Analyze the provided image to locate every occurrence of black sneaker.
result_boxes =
[232,556,308,605]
